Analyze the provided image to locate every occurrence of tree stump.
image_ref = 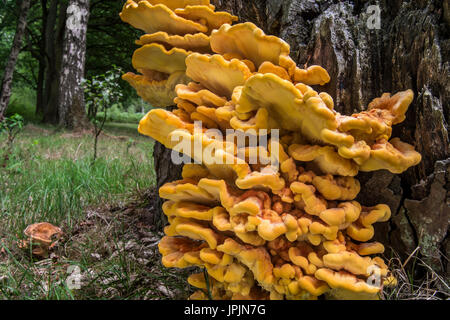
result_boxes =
[209,0,449,280]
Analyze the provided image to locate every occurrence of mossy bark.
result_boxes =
[211,0,449,281]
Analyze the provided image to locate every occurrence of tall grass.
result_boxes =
[0,123,161,300]
[4,86,39,122]
[0,123,155,238]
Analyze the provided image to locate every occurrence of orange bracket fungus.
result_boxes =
[121,0,422,300]
[19,222,63,257]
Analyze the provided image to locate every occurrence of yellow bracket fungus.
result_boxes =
[121,0,422,300]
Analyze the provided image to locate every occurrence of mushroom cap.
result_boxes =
[319,201,361,226]
[195,105,233,130]
[288,144,359,177]
[138,109,195,148]
[278,56,331,86]
[315,268,381,294]
[312,175,361,201]
[368,89,414,125]
[289,182,327,216]
[163,200,218,220]
[236,166,286,193]
[211,22,291,68]
[359,138,422,174]
[24,222,63,246]
[176,82,227,107]
[145,0,214,11]
[322,251,374,276]
[122,71,190,108]
[159,236,207,268]
[121,0,422,300]
[292,65,331,86]
[351,242,385,256]
[120,1,208,35]
[235,73,337,135]
[159,179,218,205]
[258,61,290,81]
[132,43,189,75]
[175,5,238,33]
[186,53,252,98]
[165,216,221,248]
[182,163,211,180]
[136,31,211,53]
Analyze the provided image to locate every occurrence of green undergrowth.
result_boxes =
[0,123,186,300]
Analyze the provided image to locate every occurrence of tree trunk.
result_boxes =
[36,0,48,117]
[212,0,449,280]
[153,106,183,229]
[48,1,69,124]
[57,0,90,129]
[0,0,32,121]
[41,0,59,123]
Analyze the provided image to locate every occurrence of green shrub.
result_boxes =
[5,86,39,122]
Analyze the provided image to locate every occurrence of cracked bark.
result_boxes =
[209,0,449,279]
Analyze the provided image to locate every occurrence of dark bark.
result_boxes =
[57,0,90,129]
[35,0,48,117]
[47,1,68,123]
[0,0,32,121]
[153,106,184,230]
[41,0,69,124]
[211,0,449,279]
[41,0,58,123]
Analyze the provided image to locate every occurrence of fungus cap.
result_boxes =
[120,1,208,35]
[136,32,211,53]
[186,53,252,98]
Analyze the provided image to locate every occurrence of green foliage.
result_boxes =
[0,124,160,300]
[86,0,142,104]
[5,86,38,122]
[0,123,155,233]
[2,0,144,117]
[0,113,24,167]
[96,104,145,124]
[0,113,24,134]
[83,65,124,119]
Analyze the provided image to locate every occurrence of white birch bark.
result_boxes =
[57,0,90,128]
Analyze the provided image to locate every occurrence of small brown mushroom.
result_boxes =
[21,222,63,257]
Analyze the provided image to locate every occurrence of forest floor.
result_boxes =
[0,123,447,300]
[0,123,193,299]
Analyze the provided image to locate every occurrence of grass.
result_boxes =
[0,123,154,233]
[0,121,447,300]
[382,247,450,300]
[0,122,194,300]
[4,87,40,123]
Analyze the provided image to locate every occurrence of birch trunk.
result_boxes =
[0,0,32,121]
[57,0,90,129]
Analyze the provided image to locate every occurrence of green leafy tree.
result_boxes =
[83,65,123,163]
[0,113,24,167]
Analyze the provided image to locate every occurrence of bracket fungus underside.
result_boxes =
[121,0,421,300]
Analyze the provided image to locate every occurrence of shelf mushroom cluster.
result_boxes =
[120,0,421,299]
